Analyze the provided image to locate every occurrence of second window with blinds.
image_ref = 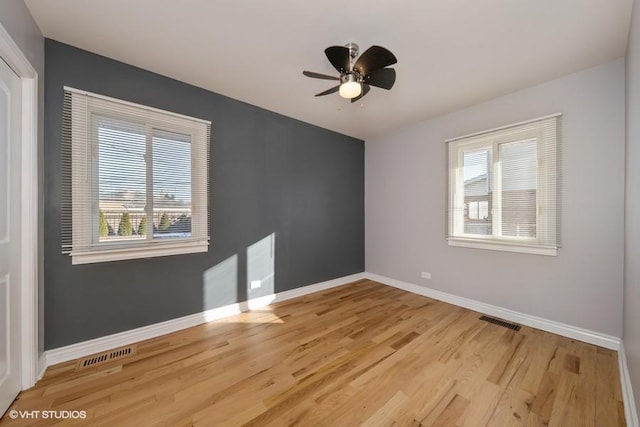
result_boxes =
[446,115,561,256]
[62,88,211,264]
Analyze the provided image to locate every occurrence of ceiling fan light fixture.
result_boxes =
[339,73,361,99]
[339,81,362,99]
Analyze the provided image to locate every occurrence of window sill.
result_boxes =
[447,238,557,256]
[70,240,209,265]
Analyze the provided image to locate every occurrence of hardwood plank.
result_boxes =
[431,393,469,427]
[0,280,626,426]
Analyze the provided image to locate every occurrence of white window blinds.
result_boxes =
[446,114,562,255]
[61,87,211,264]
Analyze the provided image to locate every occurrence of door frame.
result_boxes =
[0,23,39,389]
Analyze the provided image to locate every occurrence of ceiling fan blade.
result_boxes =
[315,86,340,96]
[325,46,350,73]
[353,46,397,76]
[364,68,396,90]
[351,84,371,103]
[303,71,339,81]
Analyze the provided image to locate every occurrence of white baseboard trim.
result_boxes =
[619,341,639,426]
[37,353,46,382]
[43,268,632,422]
[45,272,366,367]
[366,273,639,423]
[364,272,621,350]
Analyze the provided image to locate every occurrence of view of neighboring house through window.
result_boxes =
[462,149,492,235]
[447,114,561,256]
[61,87,210,264]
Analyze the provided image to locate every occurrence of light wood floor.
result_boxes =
[1,280,625,426]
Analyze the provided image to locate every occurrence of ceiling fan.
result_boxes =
[302,43,397,102]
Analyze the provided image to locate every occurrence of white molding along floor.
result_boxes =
[365,272,636,426]
[365,272,621,350]
[618,341,640,426]
[45,272,367,366]
[42,271,636,425]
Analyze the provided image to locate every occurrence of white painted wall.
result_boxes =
[625,0,640,414]
[0,0,45,362]
[366,59,625,337]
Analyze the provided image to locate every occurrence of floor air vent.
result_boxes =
[479,315,521,331]
[76,345,137,370]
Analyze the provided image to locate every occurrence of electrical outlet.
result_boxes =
[421,272,431,279]
[250,280,262,289]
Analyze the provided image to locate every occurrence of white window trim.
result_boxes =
[447,238,558,256]
[446,114,560,256]
[65,87,210,264]
[70,240,209,265]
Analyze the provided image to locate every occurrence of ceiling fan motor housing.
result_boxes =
[340,72,362,85]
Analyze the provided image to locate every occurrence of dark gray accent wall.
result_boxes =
[44,39,364,349]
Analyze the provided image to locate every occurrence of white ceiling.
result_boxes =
[25,0,632,140]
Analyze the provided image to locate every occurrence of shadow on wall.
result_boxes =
[202,233,276,315]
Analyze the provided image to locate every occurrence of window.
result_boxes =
[446,114,561,256]
[61,87,210,264]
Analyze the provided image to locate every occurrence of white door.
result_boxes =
[0,57,22,415]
